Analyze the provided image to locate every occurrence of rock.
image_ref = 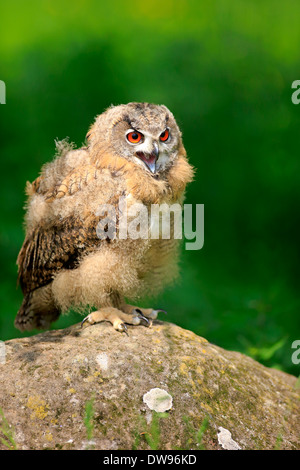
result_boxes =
[0,321,299,450]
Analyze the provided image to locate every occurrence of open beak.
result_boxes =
[136,142,159,174]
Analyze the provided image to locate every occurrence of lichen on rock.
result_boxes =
[217,426,241,450]
[143,388,173,412]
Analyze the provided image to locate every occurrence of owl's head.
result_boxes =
[87,102,184,175]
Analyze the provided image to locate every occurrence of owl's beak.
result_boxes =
[136,142,159,174]
[148,142,159,173]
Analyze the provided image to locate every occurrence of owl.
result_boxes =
[16,102,194,334]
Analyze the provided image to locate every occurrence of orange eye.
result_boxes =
[160,129,170,142]
[127,131,143,144]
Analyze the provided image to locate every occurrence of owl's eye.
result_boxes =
[126,131,143,144]
[160,129,170,142]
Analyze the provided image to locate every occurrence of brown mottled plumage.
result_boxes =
[16,102,194,333]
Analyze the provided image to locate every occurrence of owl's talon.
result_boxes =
[138,314,150,325]
[147,309,167,320]
[133,309,150,326]
[81,314,92,328]
[123,305,167,322]
[155,309,167,316]
[116,322,129,336]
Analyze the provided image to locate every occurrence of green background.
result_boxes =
[0,0,299,375]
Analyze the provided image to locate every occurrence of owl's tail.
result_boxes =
[15,284,60,331]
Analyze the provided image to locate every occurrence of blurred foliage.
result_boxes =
[0,0,299,375]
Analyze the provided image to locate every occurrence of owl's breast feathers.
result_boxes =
[17,148,194,295]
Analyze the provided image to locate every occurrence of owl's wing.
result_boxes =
[17,213,102,294]
[18,164,121,295]
[25,163,98,200]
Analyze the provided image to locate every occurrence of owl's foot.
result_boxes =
[122,304,167,326]
[80,307,152,334]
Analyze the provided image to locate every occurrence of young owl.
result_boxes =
[16,102,194,334]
